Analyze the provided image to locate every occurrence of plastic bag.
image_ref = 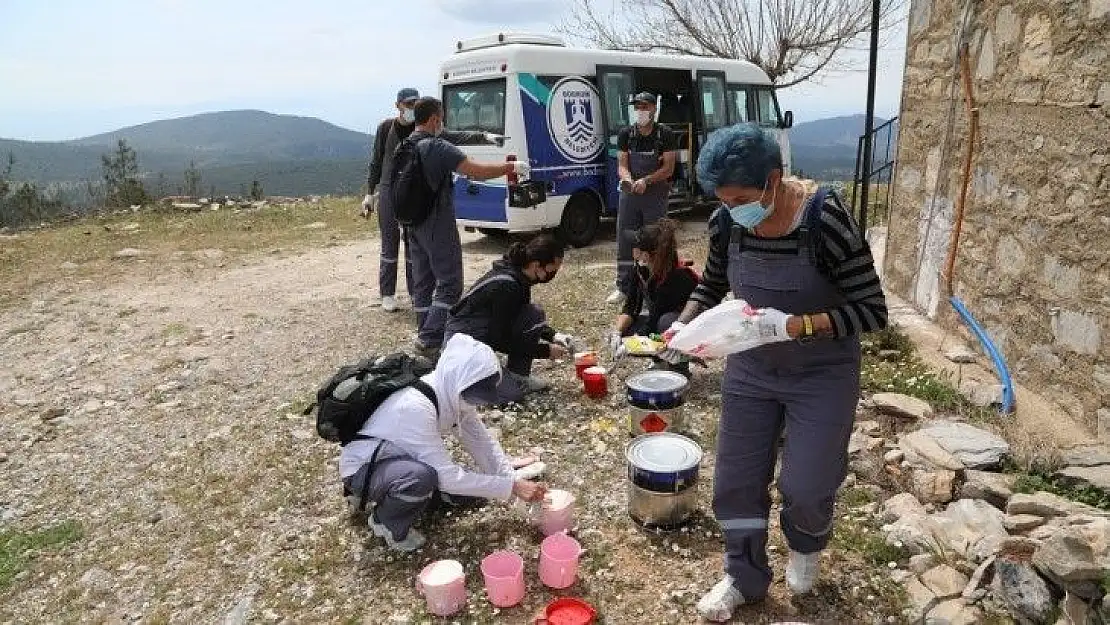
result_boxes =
[667,299,788,358]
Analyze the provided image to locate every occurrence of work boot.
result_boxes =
[381,295,398,313]
[786,550,821,595]
[605,289,626,305]
[412,339,440,362]
[507,371,550,395]
[696,575,748,622]
[369,514,426,552]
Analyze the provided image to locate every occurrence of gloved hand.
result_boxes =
[606,331,626,358]
[662,321,687,345]
[751,307,793,342]
[484,132,505,146]
[360,193,376,218]
[511,161,531,179]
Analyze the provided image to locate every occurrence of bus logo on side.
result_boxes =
[547,77,604,164]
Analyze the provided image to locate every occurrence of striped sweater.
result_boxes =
[690,196,888,338]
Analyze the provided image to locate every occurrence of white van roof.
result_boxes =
[441,33,773,86]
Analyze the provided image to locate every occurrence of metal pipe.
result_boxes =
[859,0,882,235]
[943,43,980,295]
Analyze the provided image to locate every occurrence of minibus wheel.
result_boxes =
[559,192,601,248]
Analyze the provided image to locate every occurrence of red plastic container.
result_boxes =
[573,352,598,379]
[535,597,597,625]
[581,366,608,399]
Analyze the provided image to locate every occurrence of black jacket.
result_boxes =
[449,260,556,358]
[621,262,699,332]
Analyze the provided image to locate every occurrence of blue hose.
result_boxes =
[949,296,1016,414]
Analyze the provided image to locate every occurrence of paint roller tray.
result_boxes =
[622,335,665,356]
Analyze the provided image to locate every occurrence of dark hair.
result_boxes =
[633,218,679,281]
[696,122,784,195]
[506,234,565,269]
[414,97,443,125]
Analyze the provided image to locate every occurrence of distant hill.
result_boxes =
[0,110,373,200]
[789,114,899,181]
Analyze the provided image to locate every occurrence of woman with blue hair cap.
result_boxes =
[664,123,887,620]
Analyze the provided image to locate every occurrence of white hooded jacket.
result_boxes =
[338,334,516,501]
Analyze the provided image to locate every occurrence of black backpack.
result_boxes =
[307,353,438,446]
[388,136,441,228]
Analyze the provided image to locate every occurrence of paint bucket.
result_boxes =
[625,370,688,409]
[416,559,467,617]
[538,532,582,589]
[581,366,608,399]
[574,351,598,379]
[629,403,685,436]
[481,550,526,608]
[536,489,576,536]
[534,597,598,625]
[626,433,702,528]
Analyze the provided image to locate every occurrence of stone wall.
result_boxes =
[885,0,1110,431]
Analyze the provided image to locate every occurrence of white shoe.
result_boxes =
[605,289,626,305]
[381,296,398,312]
[785,550,820,595]
[508,372,550,395]
[696,575,747,622]
[369,516,426,552]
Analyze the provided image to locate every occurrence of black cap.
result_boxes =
[396,88,420,103]
[630,92,656,105]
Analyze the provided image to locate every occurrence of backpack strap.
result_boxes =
[412,379,439,414]
[798,186,835,281]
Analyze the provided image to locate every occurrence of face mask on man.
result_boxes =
[400,108,415,124]
[727,180,776,229]
[636,110,653,126]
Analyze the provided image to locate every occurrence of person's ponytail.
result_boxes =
[506,242,528,268]
[648,218,679,282]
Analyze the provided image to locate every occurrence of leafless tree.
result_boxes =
[560,0,904,88]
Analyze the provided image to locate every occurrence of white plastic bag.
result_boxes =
[668,299,785,358]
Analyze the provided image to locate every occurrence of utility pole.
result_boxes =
[859,0,882,236]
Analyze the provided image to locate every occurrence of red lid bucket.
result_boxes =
[537,597,596,625]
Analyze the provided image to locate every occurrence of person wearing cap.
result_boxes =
[607,91,678,306]
[363,88,504,314]
[339,333,548,552]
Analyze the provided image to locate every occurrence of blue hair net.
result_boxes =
[695,123,784,195]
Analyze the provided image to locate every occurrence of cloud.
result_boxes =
[431,0,568,25]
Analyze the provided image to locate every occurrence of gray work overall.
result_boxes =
[376,182,415,300]
[713,194,861,601]
[617,144,670,294]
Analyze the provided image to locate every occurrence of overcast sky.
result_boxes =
[0,0,908,141]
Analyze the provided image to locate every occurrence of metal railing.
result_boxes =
[851,116,899,235]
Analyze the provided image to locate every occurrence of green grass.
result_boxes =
[0,521,83,589]
[1011,471,1110,511]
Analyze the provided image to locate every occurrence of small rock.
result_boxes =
[921,564,970,599]
[925,598,982,624]
[900,430,964,471]
[884,449,906,465]
[855,419,882,436]
[1059,444,1110,468]
[1054,465,1110,494]
[945,347,978,364]
[878,349,902,361]
[873,392,935,420]
[914,421,1010,469]
[958,380,1005,408]
[301,221,327,230]
[0,452,8,463]
[40,407,66,422]
[961,470,1015,510]
[848,432,870,455]
[905,577,938,622]
[81,399,103,414]
[994,557,1055,624]
[113,248,147,259]
[1007,491,1102,518]
[1005,514,1046,533]
[933,499,1010,563]
[867,436,885,451]
[883,492,927,523]
[909,554,937,574]
[913,469,957,504]
[962,555,995,599]
[1032,529,1103,583]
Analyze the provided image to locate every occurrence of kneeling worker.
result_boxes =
[338,333,548,551]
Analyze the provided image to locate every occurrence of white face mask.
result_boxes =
[636,110,653,126]
[400,108,415,124]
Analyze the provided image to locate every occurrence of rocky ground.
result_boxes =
[1,199,1107,624]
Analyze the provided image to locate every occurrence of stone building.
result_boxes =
[884,0,1109,431]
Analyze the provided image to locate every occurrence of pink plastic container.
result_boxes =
[538,532,583,589]
[416,559,467,617]
[537,489,576,536]
[481,550,526,608]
